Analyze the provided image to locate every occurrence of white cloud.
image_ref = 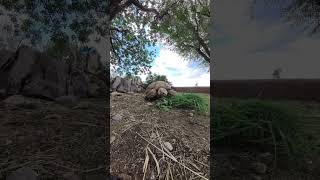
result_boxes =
[141,47,210,87]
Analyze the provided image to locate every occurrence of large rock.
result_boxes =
[6,46,39,94]
[111,76,143,93]
[112,76,122,91]
[22,53,68,99]
[0,46,107,99]
[86,51,102,74]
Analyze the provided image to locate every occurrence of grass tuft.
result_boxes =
[156,93,209,113]
[212,99,319,161]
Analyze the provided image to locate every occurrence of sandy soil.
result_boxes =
[110,92,210,179]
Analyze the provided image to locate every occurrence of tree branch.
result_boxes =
[195,47,210,63]
[130,0,160,17]
[110,27,130,34]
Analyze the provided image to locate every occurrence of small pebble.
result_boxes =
[164,142,173,151]
[110,136,116,144]
[112,114,122,122]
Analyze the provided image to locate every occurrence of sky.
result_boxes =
[139,45,210,87]
[212,0,320,80]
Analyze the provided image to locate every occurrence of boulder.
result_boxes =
[22,53,68,99]
[111,76,143,93]
[67,70,88,97]
[0,46,107,99]
[112,76,122,91]
[6,46,39,94]
[86,51,101,74]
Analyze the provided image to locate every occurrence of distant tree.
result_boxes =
[272,67,282,79]
[145,73,172,86]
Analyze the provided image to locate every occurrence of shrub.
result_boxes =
[156,93,208,113]
[144,73,172,87]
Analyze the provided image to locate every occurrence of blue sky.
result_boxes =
[213,0,320,80]
[139,45,210,87]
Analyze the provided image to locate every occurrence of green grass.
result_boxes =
[212,98,320,162]
[156,93,209,114]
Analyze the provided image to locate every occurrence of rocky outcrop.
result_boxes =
[145,81,177,100]
[111,76,143,93]
[0,45,107,99]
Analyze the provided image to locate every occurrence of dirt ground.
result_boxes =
[0,95,107,179]
[110,92,210,179]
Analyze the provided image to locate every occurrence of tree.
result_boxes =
[0,0,210,75]
[283,0,320,34]
[251,0,320,34]
[151,0,210,65]
[0,0,162,75]
[145,73,172,86]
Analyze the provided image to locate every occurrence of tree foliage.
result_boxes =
[151,0,210,65]
[0,0,211,76]
[251,0,320,35]
[145,73,171,86]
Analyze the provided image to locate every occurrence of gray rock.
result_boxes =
[112,76,122,90]
[6,167,37,180]
[0,46,106,99]
[22,53,68,99]
[111,92,122,96]
[86,51,102,74]
[112,114,122,122]
[6,46,39,95]
[110,136,116,144]
[68,70,88,97]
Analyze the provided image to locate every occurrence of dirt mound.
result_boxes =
[111,93,210,179]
